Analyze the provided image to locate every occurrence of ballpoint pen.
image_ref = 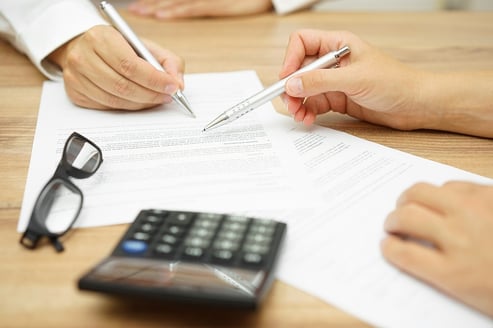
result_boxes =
[203,46,350,132]
[99,1,195,117]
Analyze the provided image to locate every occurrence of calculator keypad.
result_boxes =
[116,209,285,269]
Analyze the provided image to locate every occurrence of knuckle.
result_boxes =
[118,57,138,77]
[113,76,134,97]
[65,51,82,69]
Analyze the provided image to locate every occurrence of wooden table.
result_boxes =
[1,10,492,327]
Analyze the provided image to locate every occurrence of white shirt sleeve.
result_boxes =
[0,0,108,80]
[271,0,320,15]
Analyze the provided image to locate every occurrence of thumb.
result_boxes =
[285,68,352,98]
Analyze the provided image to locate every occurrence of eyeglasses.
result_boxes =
[20,132,103,252]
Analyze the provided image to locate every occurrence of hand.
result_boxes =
[381,181,493,317]
[48,25,185,110]
[279,29,430,129]
[128,0,272,19]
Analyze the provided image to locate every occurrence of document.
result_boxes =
[18,70,311,231]
[20,70,492,327]
[266,125,493,328]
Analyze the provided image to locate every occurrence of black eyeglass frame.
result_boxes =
[20,132,103,252]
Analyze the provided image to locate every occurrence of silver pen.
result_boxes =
[203,46,350,132]
[99,1,195,117]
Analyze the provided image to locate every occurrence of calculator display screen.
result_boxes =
[84,257,266,298]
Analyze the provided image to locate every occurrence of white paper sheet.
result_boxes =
[19,70,492,327]
[18,70,312,231]
[265,125,493,328]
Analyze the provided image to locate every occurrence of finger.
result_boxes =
[68,48,171,107]
[285,66,355,98]
[154,1,214,19]
[293,106,307,123]
[282,94,304,115]
[64,49,173,110]
[397,182,464,216]
[280,30,350,78]
[89,27,179,95]
[128,0,163,15]
[65,72,169,111]
[384,204,447,249]
[145,40,185,88]
[381,235,448,289]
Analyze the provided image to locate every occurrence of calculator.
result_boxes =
[78,209,287,308]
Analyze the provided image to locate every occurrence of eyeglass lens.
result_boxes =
[65,136,102,174]
[34,178,82,234]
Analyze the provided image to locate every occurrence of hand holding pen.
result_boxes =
[99,1,194,116]
[47,24,185,111]
[203,45,350,131]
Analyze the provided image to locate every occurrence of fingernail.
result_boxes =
[286,77,303,95]
[164,84,178,95]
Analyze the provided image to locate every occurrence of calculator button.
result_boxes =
[245,234,272,245]
[132,232,151,241]
[222,221,247,233]
[144,215,163,224]
[225,215,249,223]
[249,225,275,236]
[183,247,204,258]
[189,227,214,239]
[197,213,223,221]
[140,223,156,233]
[193,219,219,230]
[122,240,148,254]
[184,237,210,248]
[217,230,242,242]
[242,243,269,254]
[212,250,234,263]
[165,225,185,236]
[154,244,175,256]
[213,239,240,251]
[161,234,179,245]
[167,212,194,226]
[242,253,263,265]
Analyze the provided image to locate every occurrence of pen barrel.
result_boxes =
[225,46,350,121]
[100,1,164,72]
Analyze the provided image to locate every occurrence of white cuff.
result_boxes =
[272,0,319,15]
[18,0,108,80]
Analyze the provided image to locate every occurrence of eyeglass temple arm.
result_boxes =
[20,230,41,249]
[49,236,65,252]
[20,230,65,252]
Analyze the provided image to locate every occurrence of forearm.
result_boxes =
[418,71,493,138]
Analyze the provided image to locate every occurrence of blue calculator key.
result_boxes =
[122,240,148,254]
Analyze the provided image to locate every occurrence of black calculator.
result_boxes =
[78,209,287,308]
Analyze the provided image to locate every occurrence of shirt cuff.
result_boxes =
[18,0,108,80]
[271,0,319,15]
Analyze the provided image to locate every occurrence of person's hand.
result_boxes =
[381,181,493,317]
[47,25,184,110]
[279,29,432,129]
[128,0,272,19]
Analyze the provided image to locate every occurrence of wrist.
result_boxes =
[419,71,493,137]
[47,40,71,71]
